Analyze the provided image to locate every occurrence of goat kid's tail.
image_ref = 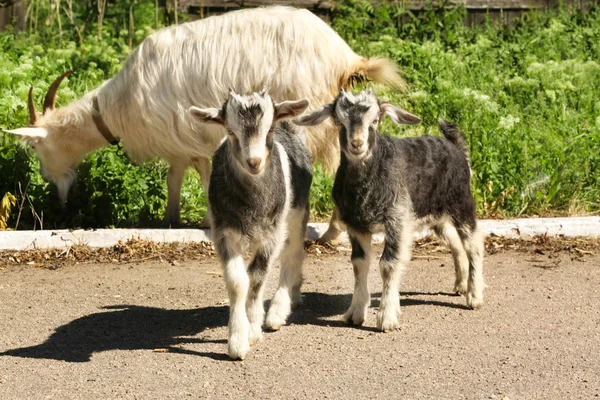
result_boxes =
[438,119,468,154]
[352,57,406,90]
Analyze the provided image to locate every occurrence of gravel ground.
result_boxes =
[0,242,599,399]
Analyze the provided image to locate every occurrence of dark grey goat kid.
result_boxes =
[295,88,484,332]
[190,89,312,360]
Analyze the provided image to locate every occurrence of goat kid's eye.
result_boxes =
[372,119,379,125]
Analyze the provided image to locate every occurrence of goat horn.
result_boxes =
[28,86,38,126]
[43,70,72,114]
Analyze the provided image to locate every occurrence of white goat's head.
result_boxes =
[294,88,421,161]
[4,71,79,203]
[190,88,309,175]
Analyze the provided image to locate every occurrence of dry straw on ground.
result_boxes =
[1,234,597,270]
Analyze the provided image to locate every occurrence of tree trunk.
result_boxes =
[97,0,106,41]
[128,0,135,48]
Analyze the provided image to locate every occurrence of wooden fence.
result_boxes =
[1,0,597,32]
[0,0,25,32]
[181,0,599,24]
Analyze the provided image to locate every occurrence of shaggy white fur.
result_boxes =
[6,6,404,226]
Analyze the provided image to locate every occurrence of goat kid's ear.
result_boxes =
[189,106,225,126]
[292,104,333,126]
[4,127,49,139]
[274,99,310,121]
[380,103,421,125]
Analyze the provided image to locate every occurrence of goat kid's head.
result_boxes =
[294,88,421,161]
[3,71,77,203]
[190,89,309,175]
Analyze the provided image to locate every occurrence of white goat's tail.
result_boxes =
[350,57,407,91]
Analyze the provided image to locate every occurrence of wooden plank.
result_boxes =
[0,0,26,32]
[181,0,599,26]
[183,0,332,9]
[400,0,548,10]
[183,0,597,11]
[244,0,334,8]
[0,7,8,32]
[11,0,25,31]
[506,10,521,23]
[184,0,542,10]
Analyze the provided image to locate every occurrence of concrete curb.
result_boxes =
[0,217,598,251]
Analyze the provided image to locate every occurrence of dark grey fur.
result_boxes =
[302,90,485,323]
[333,125,476,236]
[192,92,313,358]
[209,121,312,244]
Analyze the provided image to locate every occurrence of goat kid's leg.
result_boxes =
[434,222,469,295]
[457,224,485,309]
[343,231,372,326]
[317,206,345,245]
[266,209,307,331]
[164,160,187,226]
[377,223,413,332]
[191,156,212,228]
[246,235,281,345]
[215,232,250,360]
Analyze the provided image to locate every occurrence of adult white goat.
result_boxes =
[4,6,404,232]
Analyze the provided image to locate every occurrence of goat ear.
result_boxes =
[4,127,49,138]
[189,106,225,125]
[274,99,309,121]
[380,103,421,125]
[293,104,333,126]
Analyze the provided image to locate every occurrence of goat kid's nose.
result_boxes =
[246,157,262,172]
[351,139,364,149]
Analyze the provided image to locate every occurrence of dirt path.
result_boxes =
[1,244,599,399]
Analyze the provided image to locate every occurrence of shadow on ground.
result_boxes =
[1,291,465,362]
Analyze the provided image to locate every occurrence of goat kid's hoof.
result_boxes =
[228,338,250,361]
[343,306,366,326]
[248,327,264,346]
[454,281,468,296]
[376,310,401,332]
[265,313,286,331]
[467,293,484,310]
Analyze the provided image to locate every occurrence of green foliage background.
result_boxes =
[0,1,599,229]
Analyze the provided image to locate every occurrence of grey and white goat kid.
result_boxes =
[189,89,312,360]
[295,89,485,332]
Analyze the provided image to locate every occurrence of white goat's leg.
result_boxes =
[317,206,346,245]
[434,222,469,295]
[266,209,307,331]
[164,160,187,225]
[214,231,250,360]
[191,156,212,228]
[377,222,413,332]
[343,231,372,326]
[457,224,485,309]
[246,232,282,345]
